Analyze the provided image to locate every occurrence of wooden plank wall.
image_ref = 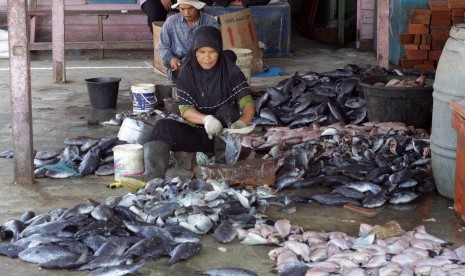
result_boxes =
[1,0,153,43]
[357,0,375,50]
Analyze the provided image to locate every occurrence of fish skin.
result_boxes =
[90,204,114,221]
[18,245,78,264]
[327,99,347,124]
[34,150,61,160]
[95,163,114,176]
[167,242,202,266]
[1,219,25,242]
[0,244,25,258]
[0,149,14,158]
[64,136,100,146]
[77,255,132,271]
[77,146,102,176]
[214,220,237,244]
[389,192,419,204]
[87,262,145,276]
[311,194,361,206]
[197,267,259,276]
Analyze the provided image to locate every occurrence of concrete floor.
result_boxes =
[0,31,464,275]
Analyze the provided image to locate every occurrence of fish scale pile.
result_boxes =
[237,219,465,275]
[0,177,286,275]
[252,65,391,127]
[242,120,435,208]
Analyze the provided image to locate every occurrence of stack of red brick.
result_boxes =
[398,0,465,71]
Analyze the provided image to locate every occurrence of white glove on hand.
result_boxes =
[230,119,247,129]
[203,115,223,139]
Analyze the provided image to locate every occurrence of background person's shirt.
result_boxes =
[158,12,220,69]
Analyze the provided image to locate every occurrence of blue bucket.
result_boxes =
[131,83,157,113]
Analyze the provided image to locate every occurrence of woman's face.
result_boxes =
[195,46,218,70]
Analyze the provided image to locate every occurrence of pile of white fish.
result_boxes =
[237,219,465,275]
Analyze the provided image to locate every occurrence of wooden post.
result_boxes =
[52,0,65,83]
[98,15,105,59]
[356,0,361,49]
[338,0,345,45]
[7,0,34,185]
[377,0,389,68]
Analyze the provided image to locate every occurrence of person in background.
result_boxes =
[137,26,255,180]
[158,0,219,82]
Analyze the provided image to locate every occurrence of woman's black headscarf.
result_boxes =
[176,26,244,115]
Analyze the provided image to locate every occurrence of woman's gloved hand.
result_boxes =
[203,115,223,139]
[230,119,247,129]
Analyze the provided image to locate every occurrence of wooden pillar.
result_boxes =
[338,0,345,45]
[52,0,65,83]
[377,0,389,68]
[7,0,34,185]
[98,15,105,59]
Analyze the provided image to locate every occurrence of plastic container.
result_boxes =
[359,75,434,129]
[451,99,465,221]
[131,83,157,113]
[431,24,465,199]
[230,48,253,85]
[113,144,144,181]
[85,77,121,109]
[117,117,154,145]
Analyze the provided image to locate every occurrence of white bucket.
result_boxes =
[230,48,253,85]
[113,144,144,181]
[117,118,154,145]
[131,83,157,113]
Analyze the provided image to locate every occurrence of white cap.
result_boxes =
[171,0,206,10]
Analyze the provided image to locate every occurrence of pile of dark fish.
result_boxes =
[0,177,292,275]
[242,121,435,209]
[252,65,390,127]
[32,136,122,179]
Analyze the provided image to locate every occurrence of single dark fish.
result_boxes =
[35,150,61,160]
[327,99,347,124]
[294,94,314,114]
[220,133,242,166]
[0,219,25,242]
[87,262,145,276]
[255,92,269,113]
[197,267,259,276]
[150,202,180,219]
[77,146,102,176]
[322,69,354,79]
[311,194,361,206]
[64,136,100,146]
[389,192,419,204]
[260,108,280,124]
[348,106,367,125]
[362,193,388,208]
[0,149,14,158]
[292,176,325,189]
[0,244,24,258]
[344,96,366,109]
[95,163,114,176]
[80,139,100,152]
[163,224,200,243]
[167,242,202,266]
[77,255,132,271]
[214,220,237,244]
[59,145,80,163]
[332,186,365,200]
[18,245,78,264]
[90,204,114,221]
[96,136,119,151]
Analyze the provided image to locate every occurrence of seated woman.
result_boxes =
[139,25,255,180]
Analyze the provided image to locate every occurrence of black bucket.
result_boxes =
[85,77,121,109]
[359,75,434,129]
